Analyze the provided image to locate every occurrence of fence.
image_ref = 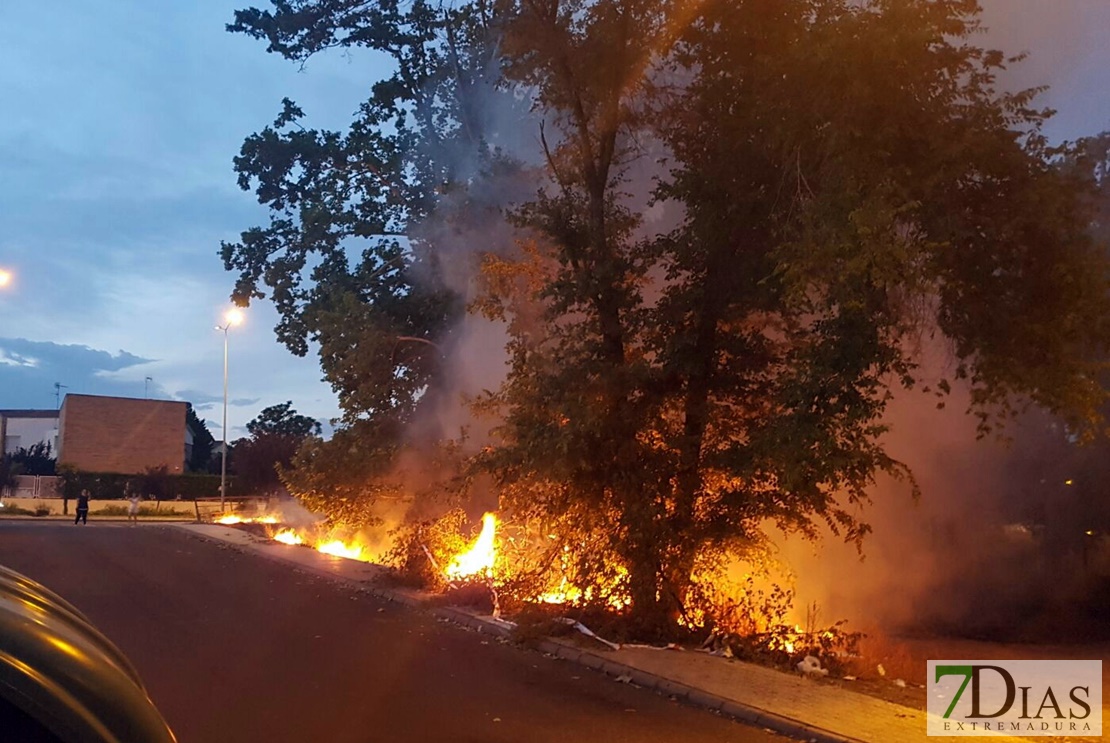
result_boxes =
[8,475,61,499]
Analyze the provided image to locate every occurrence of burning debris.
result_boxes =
[796,655,828,677]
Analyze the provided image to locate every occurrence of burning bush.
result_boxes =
[384,509,480,590]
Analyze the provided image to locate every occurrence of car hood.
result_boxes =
[0,564,176,742]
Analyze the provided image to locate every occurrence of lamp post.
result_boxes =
[216,308,244,513]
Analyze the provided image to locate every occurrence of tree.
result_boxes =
[132,465,171,501]
[0,455,19,499]
[227,0,1110,633]
[222,1,506,431]
[483,0,1110,631]
[223,0,523,521]
[232,403,322,495]
[8,442,56,476]
[246,401,323,439]
[186,404,217,473]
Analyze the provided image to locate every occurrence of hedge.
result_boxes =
[56,469,236,501]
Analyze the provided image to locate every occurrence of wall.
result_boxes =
[58,395,187,475]
[0,497,194,517]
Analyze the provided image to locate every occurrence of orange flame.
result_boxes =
[216,514,279,525]
[316,540,364,560]
[273,529,304,545]
[445,513,498,580]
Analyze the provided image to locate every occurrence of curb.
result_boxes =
[174,524,864,743]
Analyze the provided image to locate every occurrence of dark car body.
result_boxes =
[0,564,175,742]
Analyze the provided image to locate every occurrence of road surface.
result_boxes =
[0,522,788,743]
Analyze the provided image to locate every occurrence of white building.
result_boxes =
[0,409,59,455]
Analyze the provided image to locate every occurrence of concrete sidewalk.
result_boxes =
[173,524,1040,743]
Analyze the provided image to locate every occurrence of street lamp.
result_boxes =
[216,308,244,513]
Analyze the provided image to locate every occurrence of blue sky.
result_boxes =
[0,1,1108,440]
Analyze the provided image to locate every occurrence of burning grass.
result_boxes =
[246,504,960,711]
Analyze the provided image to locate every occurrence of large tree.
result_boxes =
[232,402,322,495]
[227,0,1110,632]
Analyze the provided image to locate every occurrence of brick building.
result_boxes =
[58,394,188,475]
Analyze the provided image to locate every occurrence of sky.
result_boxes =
[0,1,1109,441]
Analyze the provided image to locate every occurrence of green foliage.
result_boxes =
[246,401,322,438]
[222,1,499,429]
[281,418,399,528]
[133,466,171,501]
[57,467,225,501]
[0,455,20,497]
[479,0,1110,633]
[234,402,322,496]
[168,474,229,500]
[8,442,56,476]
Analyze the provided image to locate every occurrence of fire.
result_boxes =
[215,514,279,525]
[273,529,304,545]
[316,540,364,560]
[445,513,498,580]
[268,527,368,561]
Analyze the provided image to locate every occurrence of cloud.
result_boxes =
[0,338,155,409]
[175,390,223,410]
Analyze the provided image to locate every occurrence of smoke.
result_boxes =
[778,338,1110,642]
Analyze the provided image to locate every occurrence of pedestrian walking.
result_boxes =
[74,489,90,525]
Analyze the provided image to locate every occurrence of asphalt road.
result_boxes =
[0,523,787,743]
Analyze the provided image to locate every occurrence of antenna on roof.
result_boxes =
[145,376,153,399]
[54,382,68,410]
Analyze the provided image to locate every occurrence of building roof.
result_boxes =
[61,394,186,407]
[0,410,59,419]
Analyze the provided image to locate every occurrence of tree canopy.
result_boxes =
[246,401,323,439]
[225,0,1110,631]
[233,402,322,495]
